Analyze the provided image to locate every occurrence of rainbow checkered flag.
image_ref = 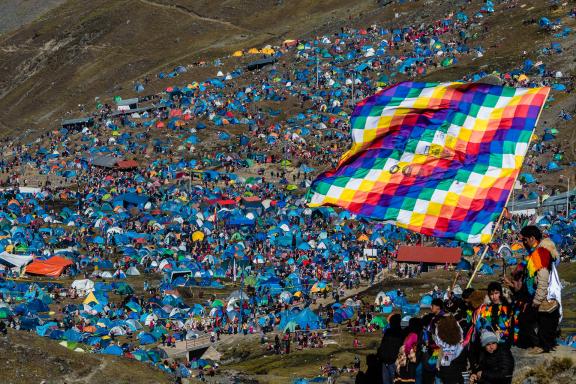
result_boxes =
[308,82,549,243]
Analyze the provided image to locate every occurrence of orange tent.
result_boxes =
[26,256,73,277]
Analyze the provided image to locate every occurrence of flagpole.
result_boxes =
[466,87,550,289]
[466,210,507,289]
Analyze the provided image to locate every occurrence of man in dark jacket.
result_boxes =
[470,331,514,384]
[377,314,405,384]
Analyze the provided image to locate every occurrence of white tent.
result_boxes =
[71,279,95,296]
[100,271,113,279]
[375,291,391,305]
[227,290,249,302]
[126,266,141,276]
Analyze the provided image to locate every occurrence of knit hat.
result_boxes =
[480,330,499,347]
[404,332,418,352]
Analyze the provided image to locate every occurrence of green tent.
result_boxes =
[15,244,28,253]
[231,232,244,241]
[371,315,388,329]
[211,299,224,308]
[115,282,134,295]
[0,307,11,319]
[441,57,454,67]
[59,341,79,350]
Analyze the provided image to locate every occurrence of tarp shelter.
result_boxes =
[61,117,94,131]
[0,251,33,269]
[90,154,122,169]
[26,256,73,277]
[246,58,277,71]
[396,246,461,264]
[116,98,139,111]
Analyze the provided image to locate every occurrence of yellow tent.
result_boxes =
[192,231,205,242]
[83,291,99,305]
[511,242,523,251]
[260,47,275,55]
[310,282,330,293]
[248,48,259,54]
[358,234,369,242]
[232,50,243,57]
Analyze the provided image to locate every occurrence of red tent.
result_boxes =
[116,160,139,169]
[216,199,237,206]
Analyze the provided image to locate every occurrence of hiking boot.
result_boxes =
[527,347,544,354]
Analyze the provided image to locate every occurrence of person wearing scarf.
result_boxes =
[472,282,513,346]
[506,225,560,354]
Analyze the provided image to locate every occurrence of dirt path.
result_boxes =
[138,0,252,32]
[75,358,109,384]
[312,270,390,310]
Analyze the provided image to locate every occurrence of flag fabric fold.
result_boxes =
[308,82,549,243]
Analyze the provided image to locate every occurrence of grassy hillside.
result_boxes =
[0,0,383,135]
[0,329,171,384]
[0,0,67,35]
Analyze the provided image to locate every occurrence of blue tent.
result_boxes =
[294,308,322,330]
[333,307,354,324]
[456,259,472,271]
[420,295,433,307]
[479,264,494,275]
[102,345,123,356]
[63,329,83,342]
[138,332,157,345]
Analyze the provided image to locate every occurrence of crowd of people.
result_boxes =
[355,226,562,384]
